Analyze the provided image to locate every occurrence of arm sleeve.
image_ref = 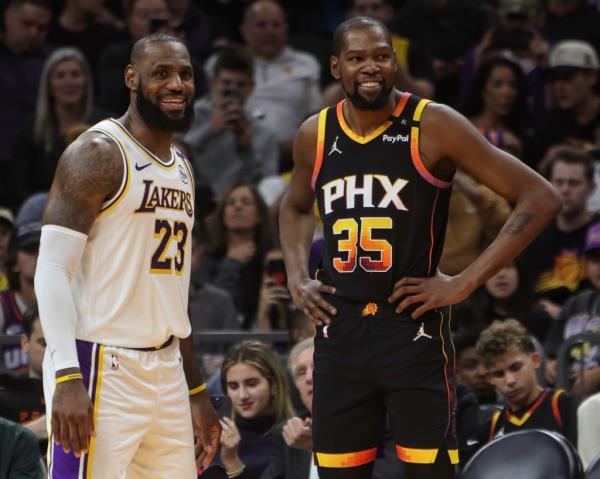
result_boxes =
[34,225,87,371]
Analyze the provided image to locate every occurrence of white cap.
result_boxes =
[550,40,599,70]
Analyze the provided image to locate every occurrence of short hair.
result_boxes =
[21,303,39,339]
[476,319,535,367]
[221,340,295,422]
[332,16,391,56]
[214,44,254,77]
[130,32,187,64]
[546,147,595,182]
[287,337,314,376]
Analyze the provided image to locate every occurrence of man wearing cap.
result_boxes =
[0,194,46,372]
[544,219,600,396]
[0,209,15,292]
[535,39,600,158]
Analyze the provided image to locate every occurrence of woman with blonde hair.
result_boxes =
[218,340,294,478]
[10,47,101,206]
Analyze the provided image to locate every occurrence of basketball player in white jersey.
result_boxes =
[33,33,221,478]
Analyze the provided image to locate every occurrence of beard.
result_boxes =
[136,82,194,133]
[343,80,394,111]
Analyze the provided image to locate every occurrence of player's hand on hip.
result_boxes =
[288,278,337,326]
[190,393,221,470]
[51,378,95,457]
[282,416,313,451]
[389,271,471,319]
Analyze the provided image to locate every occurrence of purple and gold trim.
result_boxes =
[49,341,104,478]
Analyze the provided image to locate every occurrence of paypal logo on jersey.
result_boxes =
[382,134,409,144]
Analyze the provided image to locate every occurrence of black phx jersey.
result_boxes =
[313,93,452,302]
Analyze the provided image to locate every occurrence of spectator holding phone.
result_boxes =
[184,44,279,197]
[218,341,294,478]
[256,249,292,331]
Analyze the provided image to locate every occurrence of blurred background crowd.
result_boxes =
[1,0,600,477]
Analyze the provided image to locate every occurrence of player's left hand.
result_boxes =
[190,393,221,472]
[389,270,472,319]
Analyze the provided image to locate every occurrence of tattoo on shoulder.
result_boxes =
[44,132,123,232]
[503,212,532,236]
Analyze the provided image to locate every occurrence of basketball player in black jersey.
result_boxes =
[279,17,561,479]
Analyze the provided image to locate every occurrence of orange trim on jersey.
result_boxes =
[551,389,564,428]
[489,410,501,441]
[438,309,453,448]
[395,446,459,465]
[506,388,549,427]
[109,119,177,169]
[315,447,377,468]
[311,108,328,190]
[427,189,440,275]
[335,93,410,144]
[409,99,452,190]
[86,345,105,478]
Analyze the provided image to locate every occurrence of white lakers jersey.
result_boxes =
[72,119,195,347]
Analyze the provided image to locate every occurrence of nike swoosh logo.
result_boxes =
[135,162,151,171]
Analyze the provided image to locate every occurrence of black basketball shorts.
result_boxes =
[312,297,458,469]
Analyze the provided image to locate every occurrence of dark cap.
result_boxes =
[12,192,48,251]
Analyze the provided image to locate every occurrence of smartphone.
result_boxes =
[210,395,232,419]
[265,258,287,286]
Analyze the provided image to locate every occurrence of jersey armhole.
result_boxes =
[551,389,564,428]
[311,108,328,191]
[88,129,130,216]
[488,410,501,441]
[409,99,452,190]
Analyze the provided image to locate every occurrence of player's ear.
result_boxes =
[531,351,541,369]
[330,55,340,80]
[125,64,138,91]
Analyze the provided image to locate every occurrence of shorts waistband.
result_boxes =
[128,335,175,351]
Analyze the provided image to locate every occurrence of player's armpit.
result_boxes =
[43,131,123,235]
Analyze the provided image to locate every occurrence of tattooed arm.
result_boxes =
[391,104,561,318]
[43,131,123,232]
[35,132,123,456]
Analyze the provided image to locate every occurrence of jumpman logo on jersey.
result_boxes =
[328,136,342,156]
[413,322,432,341]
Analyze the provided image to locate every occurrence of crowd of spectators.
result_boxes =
[2,0,600,476]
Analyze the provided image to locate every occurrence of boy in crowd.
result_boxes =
[475,320,578,447]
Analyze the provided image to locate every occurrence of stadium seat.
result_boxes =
[460,429,582,479]
[586,454,600,478]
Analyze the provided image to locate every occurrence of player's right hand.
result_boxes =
[52,378,95,457]
[288,278,337,325]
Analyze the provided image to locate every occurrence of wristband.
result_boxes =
[189,383,207,396]
[227,465,246,478]
[55,373,83,385]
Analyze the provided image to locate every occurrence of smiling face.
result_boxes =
[128,40,195,132]
[49,58,87,108]
[226,362,273,419]
[331,25,397,111]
